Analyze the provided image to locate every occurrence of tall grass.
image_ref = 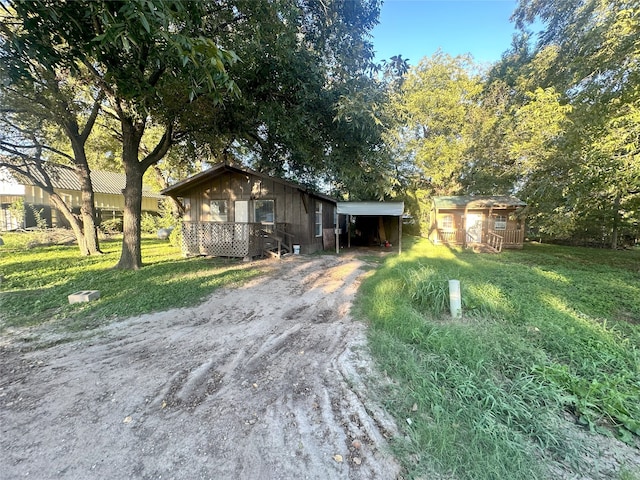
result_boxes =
[0,233,262,333]
[356,237,640,479]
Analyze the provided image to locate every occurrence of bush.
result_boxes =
[169,222,183,250]
[141,200,179,235]
[141,212,161,234]
[100,218,123,234]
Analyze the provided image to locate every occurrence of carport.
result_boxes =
[336,202,405,254]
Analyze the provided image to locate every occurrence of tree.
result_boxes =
[0,72,104,255]
[385,52,486,231]
[2,0,238,268]
[174,0,389,200]
[3,0,388,268]
[393,52,484,195]
[502,0,640,247]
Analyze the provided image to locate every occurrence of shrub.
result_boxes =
[100,218,122,234]
[169,222,183,250]
[141,212,161,234]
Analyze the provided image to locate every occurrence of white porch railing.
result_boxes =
[181,222,293,258]
[181,222,262,257]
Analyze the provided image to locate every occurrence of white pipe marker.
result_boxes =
[449,280,462,318]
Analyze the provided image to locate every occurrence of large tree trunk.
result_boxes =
[114,123,145,270]
[76,164,102,255]
[115,167,144,269]
[113,116,173,270]
[48,192,90,256]
[65,93,104,256]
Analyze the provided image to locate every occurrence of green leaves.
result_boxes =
[388,52,485,198]
[457,1,640,247]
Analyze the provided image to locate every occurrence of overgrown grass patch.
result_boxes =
[0,233,263,332]
[356,237,640,479]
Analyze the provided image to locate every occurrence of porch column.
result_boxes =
[335,214,339,254]
[398,215,402,254]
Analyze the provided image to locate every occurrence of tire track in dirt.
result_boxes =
[0,255,400,479]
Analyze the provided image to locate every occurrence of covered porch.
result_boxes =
[429,196,527,252]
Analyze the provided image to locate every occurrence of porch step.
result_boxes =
[263,242,290,259]
[469,243,500,254]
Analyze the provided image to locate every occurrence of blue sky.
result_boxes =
[371,0,520,67]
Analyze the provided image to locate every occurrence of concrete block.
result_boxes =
[68,290,101,304]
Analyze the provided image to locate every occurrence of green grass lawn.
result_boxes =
[3,232,639,478]
[0,233,262,333]
[356,237,640,480]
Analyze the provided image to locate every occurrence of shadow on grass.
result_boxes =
[355,237,640,479]
[0,238,263,331]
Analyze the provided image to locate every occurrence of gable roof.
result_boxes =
[433,195,526,210]
[10,166,162,199]
[161,162,337,204]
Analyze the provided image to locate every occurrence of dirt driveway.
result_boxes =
[0,255,401,480]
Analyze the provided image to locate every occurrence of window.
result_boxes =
[254,199,274,224]
[494,215,507,230]
[209,200,228,222]
[315,202,322,237]
[441,214,454,230]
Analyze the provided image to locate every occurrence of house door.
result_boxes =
[466,213,483,243]
[235,200,249,223]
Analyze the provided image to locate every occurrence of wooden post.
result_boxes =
[335,214,339,255]
[398,215,402,255]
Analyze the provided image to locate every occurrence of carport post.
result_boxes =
[398,215,402,254]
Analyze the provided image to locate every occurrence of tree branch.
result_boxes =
[80,90,105,142]
[0,138,76,164]
[141,123,174,170]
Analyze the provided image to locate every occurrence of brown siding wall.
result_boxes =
[430,205,525,247]
[183,170,332,253]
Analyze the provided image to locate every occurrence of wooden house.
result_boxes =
[0,168,161,231]
[429,196,526,251]
[161,163,338,258]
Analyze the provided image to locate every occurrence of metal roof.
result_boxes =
[15,166,162,199]
[337,201,404,216]
[433,196,526,209]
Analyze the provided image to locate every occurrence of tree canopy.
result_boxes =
[5,0,635,257]
[1,0,388,268]
[502,0,640,246]
[383,1,639,247]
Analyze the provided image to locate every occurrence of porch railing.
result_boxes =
[436,229,467,245]
[181,222,292,258]
[262,226,295,258]
[436,228,523,248]
[500,229,524,245]
[486,232,504,252]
